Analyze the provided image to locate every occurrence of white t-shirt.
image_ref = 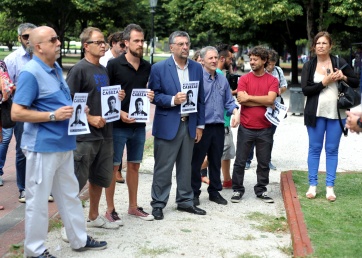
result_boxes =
[314,71,345,119]
[99,49,115,67]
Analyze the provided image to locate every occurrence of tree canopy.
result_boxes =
[1,0,361,81]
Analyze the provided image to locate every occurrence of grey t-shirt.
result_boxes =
[66,59,112,141]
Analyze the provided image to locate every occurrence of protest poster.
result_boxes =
[265,100,288,126]
[68,93,90,135]
[101,85,121,123]
[180,81,199,114]
[128,89,150,122]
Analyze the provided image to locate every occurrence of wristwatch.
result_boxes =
[49,112,56,122]
[357,117,362,128]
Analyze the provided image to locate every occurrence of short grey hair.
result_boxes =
[168,31,190,45]
[17,23,37,35]
[200,46,218,59]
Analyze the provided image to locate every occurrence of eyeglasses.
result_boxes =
[172,42,191,47]
[39,36,60,44]
[87,40,106,46]
[119,42,126,48]
[21,34,29,41]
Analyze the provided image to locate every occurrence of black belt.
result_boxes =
[181,116,189,122]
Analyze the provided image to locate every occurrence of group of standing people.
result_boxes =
[0,21,359,257]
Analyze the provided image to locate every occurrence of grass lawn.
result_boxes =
[292,171,362,257]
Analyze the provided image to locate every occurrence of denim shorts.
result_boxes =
[113,127,146,165]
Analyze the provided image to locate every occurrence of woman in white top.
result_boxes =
[301,31,358,201]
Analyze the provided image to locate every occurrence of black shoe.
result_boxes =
[209,194,228,205]
[177,205,206,215]
[231,191,242,203]
[74,235,107,251]
[31,249,56,258]
[257,192,274,203]
[19,190,26,203]
[152,207,164,220]
[193,197,200,206]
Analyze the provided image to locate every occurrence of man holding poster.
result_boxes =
[107,24,154,221]
[67,27,125,229]
[149,31,206,220]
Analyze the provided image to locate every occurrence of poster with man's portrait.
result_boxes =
[265,100,288,126]
[128,89,150,122]
[181,81,199,114]
[68,93,90,135]
[101,85,121,123]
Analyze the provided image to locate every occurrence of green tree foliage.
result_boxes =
[1,0,361,72]
[0,13,19,51]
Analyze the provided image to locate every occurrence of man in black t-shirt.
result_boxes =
[107,23,154,221]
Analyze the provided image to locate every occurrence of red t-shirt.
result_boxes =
[238,72,279,129]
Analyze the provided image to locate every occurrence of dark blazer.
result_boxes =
[149,56,205,140]
[301,55,359,127]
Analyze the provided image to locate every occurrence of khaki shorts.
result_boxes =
[222,127,235,160]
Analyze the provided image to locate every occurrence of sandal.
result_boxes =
[306,186,316,199]
[326,187,336,202]
[0,205,4,210]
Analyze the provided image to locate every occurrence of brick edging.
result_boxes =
[280,171,313,257]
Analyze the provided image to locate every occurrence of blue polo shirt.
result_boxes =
[14,56,76,152]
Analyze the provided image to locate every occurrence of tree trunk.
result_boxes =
[290,42,299,85]
[305,0,315,48]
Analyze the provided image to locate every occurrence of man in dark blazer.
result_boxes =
[149,31,206,220]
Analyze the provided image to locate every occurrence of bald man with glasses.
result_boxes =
[12,25,108,258]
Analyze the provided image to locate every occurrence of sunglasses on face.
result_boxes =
[119,42,126,48]
[48,36,60,44]
[38,36,60,44]
[21,34,29,41]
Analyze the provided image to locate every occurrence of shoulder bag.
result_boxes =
[336,57,361,136]
[1,97,16,129]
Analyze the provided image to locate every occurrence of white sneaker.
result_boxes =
[87,215,119,229]
[61,227,69,243]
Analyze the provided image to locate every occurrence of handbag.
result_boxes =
[336,58,360,136]
[336,59,360,109]
[226,71,241,92]
[1,97,16,129]
[337,79,360,109]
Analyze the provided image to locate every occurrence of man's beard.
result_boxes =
[223,62,231,70]
[130,48,143,58]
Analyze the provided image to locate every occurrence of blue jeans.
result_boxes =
[306,117,343,187]
[15,122,26,191]
[0,127,13,176]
